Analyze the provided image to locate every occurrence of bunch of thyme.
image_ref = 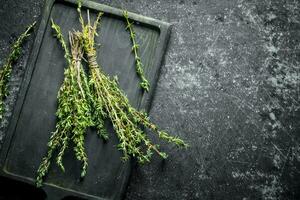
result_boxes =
[36,4,188,186]
[36,20,93,187]
[0,22,35,120]
[123,10,150,92]
[78,9,188,163]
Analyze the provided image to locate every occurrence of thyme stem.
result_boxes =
[0,22,36,120]
[123,10,150,92]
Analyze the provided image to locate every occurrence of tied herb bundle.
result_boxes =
[36,4,188,186]
[36,20,93,187]
[123,10,150,92]
[78,8,188,163]
[0,22,35,120]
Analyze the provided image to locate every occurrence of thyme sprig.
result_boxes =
[123,10,150,92]
[36,20,93,187]
[78,9,188,163]
[0,22,36,120]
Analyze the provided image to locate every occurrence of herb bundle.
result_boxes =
[78,8,187,163]
[36,20,93,187]
[36,5,187,186]
[0,22,35,120]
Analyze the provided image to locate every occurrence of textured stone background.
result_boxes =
[0,0,300,199]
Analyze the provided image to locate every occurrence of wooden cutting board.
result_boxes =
[0,0,171,199]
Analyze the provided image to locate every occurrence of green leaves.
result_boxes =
[0,21,35,120]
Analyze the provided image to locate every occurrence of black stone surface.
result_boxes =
[0,0,300,199]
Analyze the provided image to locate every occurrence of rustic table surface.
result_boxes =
[0,0,300,199]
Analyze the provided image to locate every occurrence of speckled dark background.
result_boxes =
[0,0,300,199]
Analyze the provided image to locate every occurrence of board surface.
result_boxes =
[0,0,171,199]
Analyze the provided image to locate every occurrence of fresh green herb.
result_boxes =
[78,8,188,164]
[36,3,188,186]
[0,22,36,120]
[36,20,93,187]
[123,10,150,92]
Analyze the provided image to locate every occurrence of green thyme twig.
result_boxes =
[123,10,150,92]
[36,20,93,187]
[0,22,36,120]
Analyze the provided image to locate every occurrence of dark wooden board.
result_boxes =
[0,0,171,199]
